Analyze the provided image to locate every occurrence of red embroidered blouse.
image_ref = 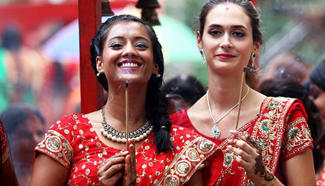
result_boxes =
[35,113,221,185]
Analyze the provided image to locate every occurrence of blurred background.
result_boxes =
[1,1,325,185]
[0,0,324,125]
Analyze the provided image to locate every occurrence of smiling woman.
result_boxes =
[30,14,220,186]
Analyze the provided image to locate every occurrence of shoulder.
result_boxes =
[261,96,302,114]
[48,113,88,131]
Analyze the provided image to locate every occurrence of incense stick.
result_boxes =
[125,82,129,150]
[235,71,245,130]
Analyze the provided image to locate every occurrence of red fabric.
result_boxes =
[35,113,220,185]
[0,121,7,158]
[250,0,257,6]
[170,97,313,185]
[316,165,325,186]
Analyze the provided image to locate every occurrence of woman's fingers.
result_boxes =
[98,172,123,186]
[124,141,136,186]
[99,151,128,172]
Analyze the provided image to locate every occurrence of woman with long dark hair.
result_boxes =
[30,15,219,186]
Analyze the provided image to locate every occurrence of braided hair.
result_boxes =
[90,15,172,152]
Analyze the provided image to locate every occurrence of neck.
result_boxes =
[207,71,248,113]
[103,82,147,131]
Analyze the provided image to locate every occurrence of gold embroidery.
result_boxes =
[36,130,73,168]
[164,175,179,186]
[186,148,200,162]
[158,137,216,185]
[46,136,62,152]
[197,138,214,154]
[175,160,191,176]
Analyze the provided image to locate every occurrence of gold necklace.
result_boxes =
[206,87,250,139]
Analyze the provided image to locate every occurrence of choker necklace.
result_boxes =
[207,87,250,139]
[100,108,153,143]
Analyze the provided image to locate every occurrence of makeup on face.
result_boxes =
[101,21,156,83]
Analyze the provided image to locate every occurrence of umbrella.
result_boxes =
[43,19,79,63]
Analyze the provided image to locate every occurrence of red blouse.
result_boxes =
[35,113,221,185]
[170,97,313,185]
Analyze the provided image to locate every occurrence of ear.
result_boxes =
[96,56,104,73]
[196,31,203,51]
[153,63,159,74]
[253,41,261,55]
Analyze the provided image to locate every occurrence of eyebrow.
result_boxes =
[208,24,248,30]
[108,36,150,43]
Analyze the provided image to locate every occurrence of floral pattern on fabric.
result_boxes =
[35,114,217,186]
[171,97,313,186]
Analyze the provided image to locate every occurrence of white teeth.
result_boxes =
[121,63,139,67]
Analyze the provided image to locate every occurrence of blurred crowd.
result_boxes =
[0,17,80,186]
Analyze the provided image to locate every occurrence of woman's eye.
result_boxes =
[109,43,123,49]
[136,43,149,50]
[208,30,221,36]
[232,31,245,37]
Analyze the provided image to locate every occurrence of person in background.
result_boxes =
[309,60,325,123]
[0,27,47,111]
[161,74,206,114]
[259,80,323,174]
[0,120,18,186]
[259,52,312,85]
[30,14,220,186]
[0,104,45,186]
[305,59,325,185]
[171,0,315,185]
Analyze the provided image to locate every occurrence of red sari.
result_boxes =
[35,113,222,185]
[170,97,313,185]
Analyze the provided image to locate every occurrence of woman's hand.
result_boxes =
[228,130,281,186]
[97,151,128,186]
[123,140,136,186]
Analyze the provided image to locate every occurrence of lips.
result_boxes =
[216,54,235,60]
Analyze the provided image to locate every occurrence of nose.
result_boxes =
[122,42,137,57]
[220,33,232,49]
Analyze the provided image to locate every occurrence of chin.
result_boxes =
[117,75,150,84]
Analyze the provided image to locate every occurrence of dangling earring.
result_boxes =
[244,53,256,73]
[251,53,256,69]
[200,49,207,64]
[155,73,161,78]
[97,72,101,77]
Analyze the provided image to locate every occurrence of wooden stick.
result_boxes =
[235,71,245,129]
[125,82,129,150]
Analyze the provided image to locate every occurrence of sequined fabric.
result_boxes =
[35,113,218,185]
[171,97,313,186]
[0,121,9,163]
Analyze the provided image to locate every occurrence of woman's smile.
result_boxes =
[118,59,143,71]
